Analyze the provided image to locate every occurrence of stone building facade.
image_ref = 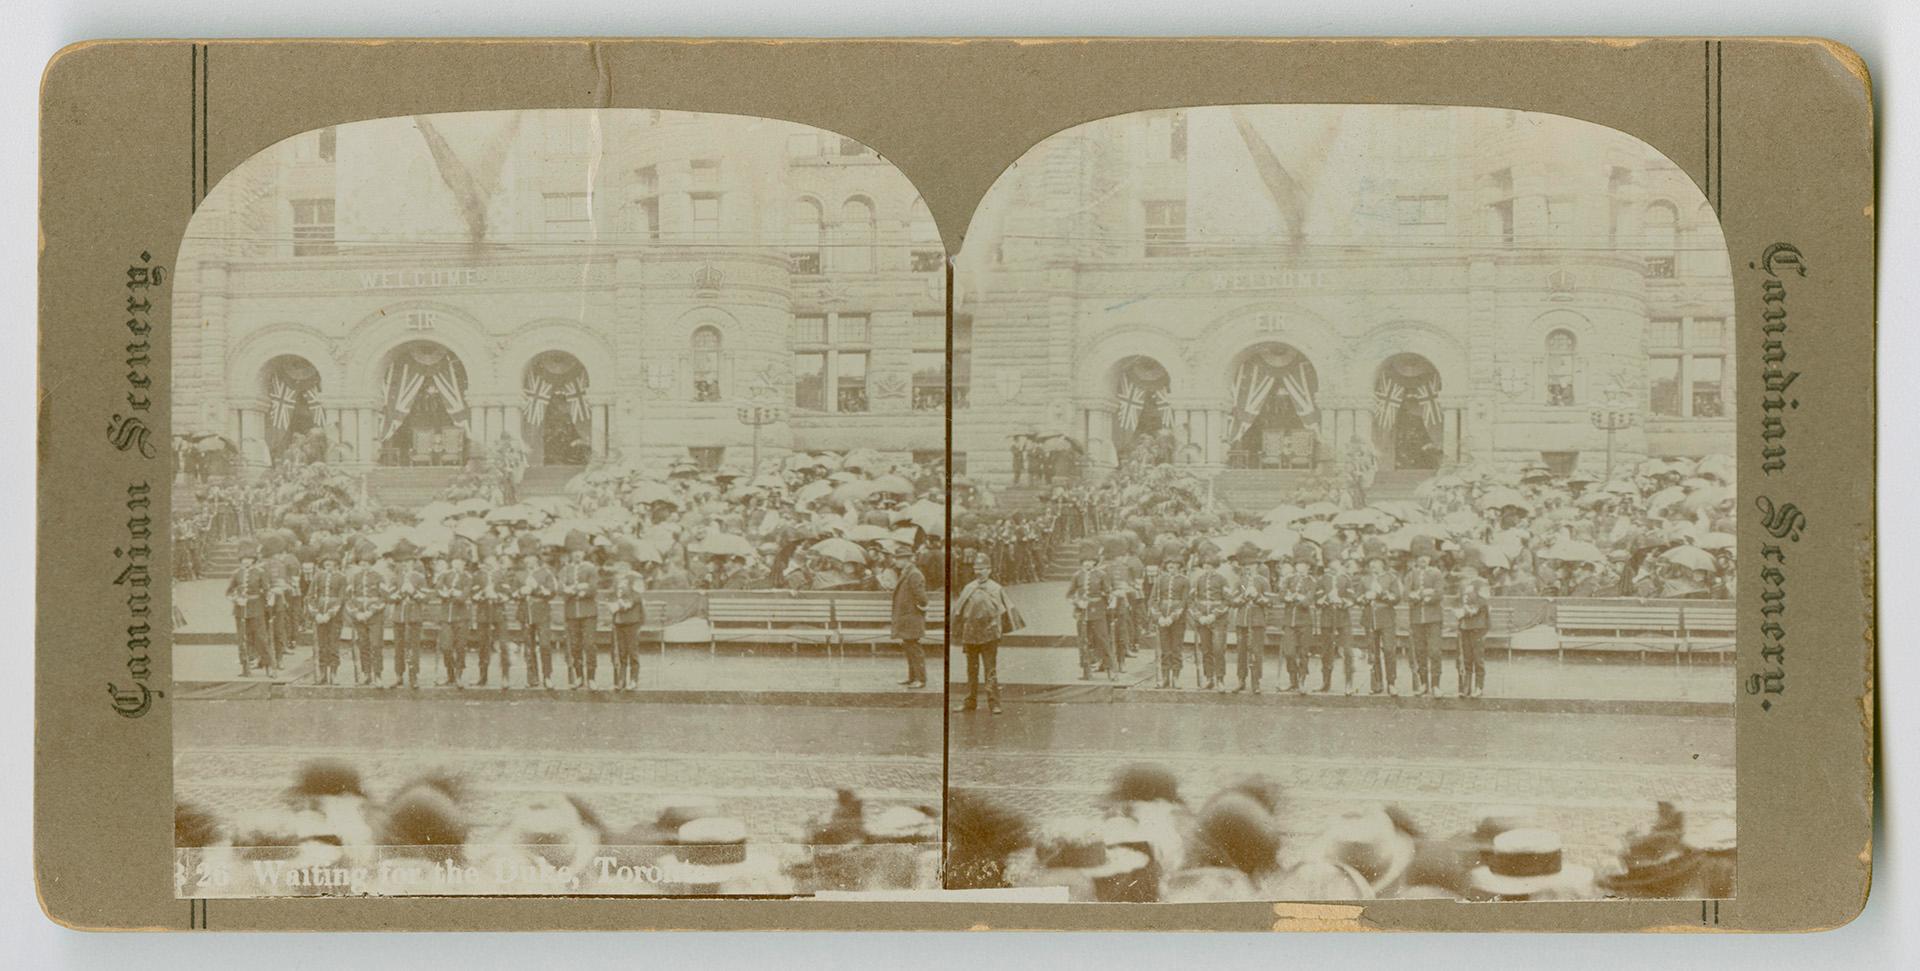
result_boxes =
[173,110,948,480]
[953,105,1735,484]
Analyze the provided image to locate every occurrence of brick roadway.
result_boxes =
[176,699,941,844]
[949,703,1734,875]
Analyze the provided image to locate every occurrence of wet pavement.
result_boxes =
[949,702,1733,874]
[176,698,941,841]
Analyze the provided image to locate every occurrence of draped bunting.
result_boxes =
[1372,371,1442,443]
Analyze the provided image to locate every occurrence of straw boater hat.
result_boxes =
[1014,817,1155,902]
[1468,828,1597,899]
[657,817,787,891]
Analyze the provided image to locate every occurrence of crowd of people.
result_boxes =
[947,764,1734,902]
[196,445,947,691]
[952,456,1736,697]
[176,759,939,896]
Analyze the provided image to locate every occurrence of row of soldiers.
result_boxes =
[1066,547,1493,697]
[224,540,650,691]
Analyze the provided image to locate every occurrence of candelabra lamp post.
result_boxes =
[1587,406,1638,480]
[735,402,787,481]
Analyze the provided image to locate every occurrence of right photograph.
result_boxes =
[945,105,1737,903]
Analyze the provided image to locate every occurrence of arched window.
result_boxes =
[789,197,823,275]
[1545,329,1578,406]
[1643,201,1679,277]
[835,198,875,273]
[690,325,724,402]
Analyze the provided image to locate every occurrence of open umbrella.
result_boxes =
[1299,521,1336,544]
[1540,539,1607,564]
[451,517,490,541]
[625,481,679,507]
[485,503,541,525]
[1659,545,1718,571]
[1259,525,1301,551]
[794,480,833,504]
[406,523,455,556]
[809,537,869,564]
[867,473,915,496]
[1301,501,1340,519]
[1475,487,1532,513]
[833,479,882,504]
[417,500,459,525]
[1645,486,1687,513]
[845,523,894,543]
[692,532,756,558]
[1260,503,1310,526]
[902,499,945,533]
[1698,532,1737,551]
[1680,485,1733,514]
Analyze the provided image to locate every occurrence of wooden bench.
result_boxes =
[1553,602,1686,663]
[819,593,950,657]
[1680,604,1736,662]
[706,591,839,658]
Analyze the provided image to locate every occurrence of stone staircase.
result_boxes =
[518,464,584,497]
[1210,469,1433,515]
[199,538,240,579]
[364,467,460,509]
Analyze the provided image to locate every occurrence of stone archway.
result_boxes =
[521,349,592,466]
[1372,352,1444,471]
[375,339,471,467]
[1225,342,1320,470]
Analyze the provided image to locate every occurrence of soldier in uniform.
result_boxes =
[608,560,646,690]
[387,552,429,689]
[266,544,301,667]
[1108,541,1144,663]
[1331,558,1369,695]
[1455,564,1492,698]
[306,552,347,685]
[1359,556,1404,695]
[1405,553,1447,697]
[1230,553,1271,693]
[1189,554,1232,691]
[1147,560,1189,689]
[519,552,560,688]
[226,544,272,677]
[345,553,389,685]
[1067,550,1115,680]
[470,553,511,688]
[562,548,602,690]
[434,554,472,687]
[1281,559,1316,692]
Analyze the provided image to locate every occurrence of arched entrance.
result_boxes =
[376,340,470,467]
[1111,355,1172,467]
[521,350,592,466]
[1225,342,1320,470]
[260,354,325,465]
[1372,352,1444,471]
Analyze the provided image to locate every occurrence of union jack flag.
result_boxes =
[1223,364,1276,444]
[1279,367,1318,421]
[1115,380,1156,432]
[1413,378,1444,433]
[563,379,591,426]
[267,378,300,430]
[1372,372,1405,439]
[522,375,553,427]
[303,386,327,429]
[432,364,468,423]
[378,363,426,441]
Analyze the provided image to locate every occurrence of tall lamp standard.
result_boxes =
[1588,405,1638,480]
[735,402,786,482]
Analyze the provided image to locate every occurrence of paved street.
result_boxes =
[950,702,1733,875]
[176,698,942,843]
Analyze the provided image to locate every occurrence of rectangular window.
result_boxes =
[912,351,946,412]
[836,352,870,413]
[317,127,336,163]
[1170,111,1188,161]
[1144,201,1186,257]
[636,198,660,240]
[1396,195,1448,226]
[790,251,823,275]
[838,137,872,157]
[543,191,590,227]
[792,315,827,344]
[690,158,720,187]
[911,250,945,273]
[634,165,658,196]
[1647,318,1682,348]
[1649,357,1682,417]
[832,314,870,345]
[1691,357,1725,418]
[792,352,827,411]
[691,194,721,238]
[1644,256,1677,278]
[291,198,335,256]
[1691,317,1726,347]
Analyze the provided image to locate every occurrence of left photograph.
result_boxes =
[169,109,948,897]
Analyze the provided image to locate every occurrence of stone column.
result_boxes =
[1444,407,1463,465]
[592,402,611,461]
[237,406,270,475]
